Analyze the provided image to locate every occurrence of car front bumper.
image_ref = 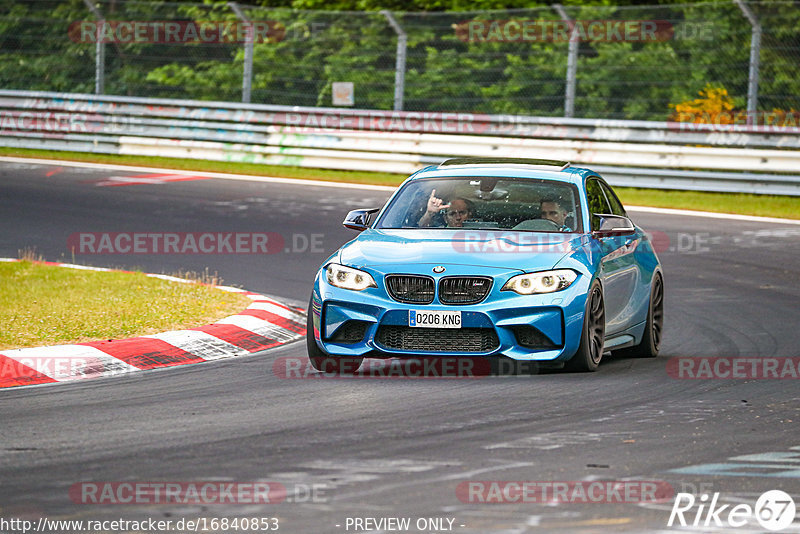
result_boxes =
[310,265,591,362]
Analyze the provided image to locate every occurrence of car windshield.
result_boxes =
[376,177,583,232]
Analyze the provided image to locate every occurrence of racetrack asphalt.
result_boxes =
[1,160,799,533]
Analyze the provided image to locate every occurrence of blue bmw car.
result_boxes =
[308,157,663,373]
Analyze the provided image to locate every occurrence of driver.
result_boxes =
[418,190,473,228]
[539,198,572,231]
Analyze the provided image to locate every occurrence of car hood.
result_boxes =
[339,229,583,272]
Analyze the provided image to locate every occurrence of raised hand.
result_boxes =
[426,189,450,213]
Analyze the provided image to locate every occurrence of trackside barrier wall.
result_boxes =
[1,90,800,196]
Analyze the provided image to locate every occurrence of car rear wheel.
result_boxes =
[306,297,364,374]
[564,281,605,372]
[615,272,663,359]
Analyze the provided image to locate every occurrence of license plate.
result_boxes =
[409,310,462,328]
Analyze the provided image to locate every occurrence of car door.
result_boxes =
[586,178,638,334]
[600,180,650,330]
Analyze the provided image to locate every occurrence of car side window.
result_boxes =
[600,182,627,217]
[585,178,611,231]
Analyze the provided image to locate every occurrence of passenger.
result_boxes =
[418,190,473,228]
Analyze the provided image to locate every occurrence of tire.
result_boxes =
[564,280,605,372]
[615,272,663,359]
[306,297,364,374]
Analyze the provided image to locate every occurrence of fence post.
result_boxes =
[381,10,407,112]
[553,4,578,118]
[229,2,253,103]
[735,0,761,125]
[82,0,105,95]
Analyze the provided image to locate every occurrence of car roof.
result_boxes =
[409,157,596,187]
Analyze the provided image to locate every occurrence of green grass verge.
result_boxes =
[0,147,408,187]
[615,188,800,220]
[0,260,251,350]
[2,147,799,219]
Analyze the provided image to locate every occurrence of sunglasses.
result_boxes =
[446,210,470,217]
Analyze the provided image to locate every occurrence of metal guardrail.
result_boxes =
[2,90,800,195]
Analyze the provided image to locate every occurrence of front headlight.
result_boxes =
[502,269,578,295]
[325,263,377,291]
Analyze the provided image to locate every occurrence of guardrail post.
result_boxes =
[83,0,105,95]
[381,10,407,112]
[553,4,578,118]
[735,0,761,125]
[229,2,253,103]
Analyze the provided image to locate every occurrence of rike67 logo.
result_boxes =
[668,490,796,531]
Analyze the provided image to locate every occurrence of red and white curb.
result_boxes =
[0,259,306,389]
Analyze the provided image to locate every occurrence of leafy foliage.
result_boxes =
[0,0,799,120]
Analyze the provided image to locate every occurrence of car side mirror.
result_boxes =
[343,208,381,232]
[592,214,636,238]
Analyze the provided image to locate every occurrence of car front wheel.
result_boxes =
[565,280,605,372]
